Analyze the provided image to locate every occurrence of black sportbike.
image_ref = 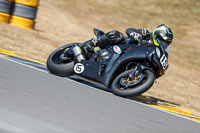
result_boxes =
[47,28,169,97]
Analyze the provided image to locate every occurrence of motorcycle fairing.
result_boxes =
[73,44,149,87]
[145,45,169,77]
[102,44,149,86]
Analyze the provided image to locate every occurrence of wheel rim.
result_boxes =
[118,72,148,90]
[53,48,73,64]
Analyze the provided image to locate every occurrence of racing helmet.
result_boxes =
[152,24,173,49]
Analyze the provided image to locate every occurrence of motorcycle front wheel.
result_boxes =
[47,43,79,77]
[111,70,155,97]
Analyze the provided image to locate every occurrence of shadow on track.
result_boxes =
[69,76,180,108]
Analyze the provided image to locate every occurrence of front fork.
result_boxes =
[72,44,86,62]
[128,63,153,79]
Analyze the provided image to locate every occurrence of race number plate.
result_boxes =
[74,63,84,74]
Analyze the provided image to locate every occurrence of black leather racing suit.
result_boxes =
[81,28,153,54]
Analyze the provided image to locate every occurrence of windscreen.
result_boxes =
[160,41,169,54]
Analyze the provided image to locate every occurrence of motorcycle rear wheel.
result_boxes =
[111,70,155,97]
[47,43,79,77]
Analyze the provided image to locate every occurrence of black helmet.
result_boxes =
[152,24,173,49]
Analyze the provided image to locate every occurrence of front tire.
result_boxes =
[111,70,155,97]
[47,43,79,77]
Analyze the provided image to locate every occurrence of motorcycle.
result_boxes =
[47,28,169,97]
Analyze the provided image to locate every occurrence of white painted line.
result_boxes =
[0,56,48,73]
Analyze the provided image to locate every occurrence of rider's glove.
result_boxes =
[140,28,149,36]
[130,32,142,43]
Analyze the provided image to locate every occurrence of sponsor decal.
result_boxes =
[74,63,84,74]
[113,45,121,54]
[160,54,168,70]
[156,47,161,58]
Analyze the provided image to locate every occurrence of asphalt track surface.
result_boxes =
[0,57,200,133]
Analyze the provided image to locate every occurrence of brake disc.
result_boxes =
[120,73,144,86]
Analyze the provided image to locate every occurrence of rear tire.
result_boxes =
[47,43,79,77]
[111,70,155,97]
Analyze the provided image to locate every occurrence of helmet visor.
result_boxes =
[159,33,172,45]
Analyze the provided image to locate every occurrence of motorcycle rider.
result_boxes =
[74,24,173,56]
